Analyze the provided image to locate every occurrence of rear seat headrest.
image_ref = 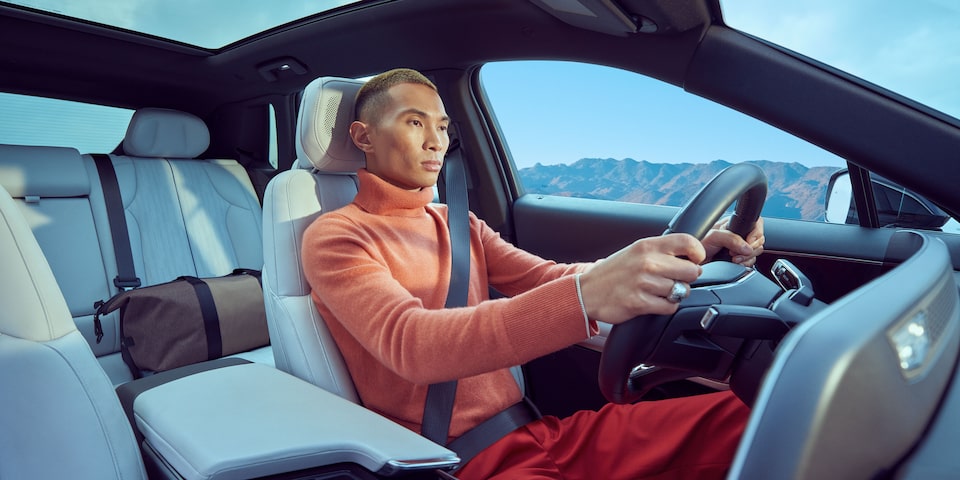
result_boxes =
[0,145,90,198]
[296,77,366,173]
[123,108,210,158]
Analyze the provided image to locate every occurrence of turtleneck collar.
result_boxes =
[353,168,435,217]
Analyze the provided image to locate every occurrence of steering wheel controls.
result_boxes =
[700,305,790,340]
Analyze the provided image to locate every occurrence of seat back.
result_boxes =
[262,77,363,401]
[262,77,524,401]
[106,108,273,373]
[116,107,264,283]
[0,144,133,381]
[0,183,146,479]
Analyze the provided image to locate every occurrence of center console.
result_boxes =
[118,360,459,480]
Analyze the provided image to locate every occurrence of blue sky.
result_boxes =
[481,0,960,170]
[481,61,848,169]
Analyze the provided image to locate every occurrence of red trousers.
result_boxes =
[455,391,749,480]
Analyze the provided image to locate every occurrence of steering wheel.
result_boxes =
[599,163,799,405]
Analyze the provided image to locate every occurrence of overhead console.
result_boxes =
[528,0,710,36]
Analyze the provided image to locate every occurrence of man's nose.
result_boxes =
[424,129,447,151]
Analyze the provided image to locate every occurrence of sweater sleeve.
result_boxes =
[474,213,589,296]
[302,211,595,385]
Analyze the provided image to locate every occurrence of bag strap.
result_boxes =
[93,289,127,344]
[421,137,469,446]
[182,276,224,361]
[91,154,141,292]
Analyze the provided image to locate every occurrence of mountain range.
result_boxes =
[517,158,842,221]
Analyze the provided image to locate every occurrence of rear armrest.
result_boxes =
[133,363,459,480]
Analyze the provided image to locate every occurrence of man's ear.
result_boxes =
[349,121,374,153]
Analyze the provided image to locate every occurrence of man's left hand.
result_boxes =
[702,217,765,267]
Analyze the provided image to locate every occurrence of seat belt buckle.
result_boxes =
[114,276,142,290]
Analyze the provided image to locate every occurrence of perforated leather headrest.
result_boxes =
[123,108,210,158]
[295,77,366,172]
[0,145,90,198]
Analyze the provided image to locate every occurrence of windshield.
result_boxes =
[721,0,960,122]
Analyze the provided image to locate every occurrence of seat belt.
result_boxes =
[421,138,469,446]
[92,154,141,292]
[421,137,542,466]
[92,153,141,344]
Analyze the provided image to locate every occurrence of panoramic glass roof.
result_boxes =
[1,0,362,49]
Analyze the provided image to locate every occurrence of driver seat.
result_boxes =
[261,76,363,401]
[262,76,524,401]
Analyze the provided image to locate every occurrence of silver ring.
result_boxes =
[667,281,689,304]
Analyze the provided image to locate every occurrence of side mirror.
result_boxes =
[824,169,951,230]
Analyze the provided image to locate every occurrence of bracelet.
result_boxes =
[574,273,591,338]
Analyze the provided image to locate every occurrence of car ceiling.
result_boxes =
[0,0,710,115]
[2,0,959,216]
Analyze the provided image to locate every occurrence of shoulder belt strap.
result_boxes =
[91,154,141,292]
[421,137,469,446]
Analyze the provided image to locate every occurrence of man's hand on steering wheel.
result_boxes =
[598,162,775,405]
[578,234,705,324]
[703,217,765,267]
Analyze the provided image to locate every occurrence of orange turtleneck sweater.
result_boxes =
[302,169,596,438]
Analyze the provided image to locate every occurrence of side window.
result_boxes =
[0,92,133,152]
[480,61,846,223]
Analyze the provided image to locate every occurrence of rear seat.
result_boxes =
[0,108,272,385]
[0,145,125,378]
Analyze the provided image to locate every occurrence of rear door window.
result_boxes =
[0,92,133,153]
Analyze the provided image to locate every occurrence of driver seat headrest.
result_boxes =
[295,77,366,173]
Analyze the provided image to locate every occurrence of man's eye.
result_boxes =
[410,119,422,127]
[439,124,448,132]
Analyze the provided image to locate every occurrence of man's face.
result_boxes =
[359,83,450,191]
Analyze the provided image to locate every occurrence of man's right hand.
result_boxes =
[578,233,704,325]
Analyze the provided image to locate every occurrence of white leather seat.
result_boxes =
[110,108,273,368]
[0,144,134,381]
[262,77,523,401]
[115,108,265,284]
[0,184,147,479]
[0,108,272,386]
[262,77,363,401]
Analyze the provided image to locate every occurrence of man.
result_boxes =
[302,68,765,479]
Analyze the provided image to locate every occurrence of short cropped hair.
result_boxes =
[355,68,438,123]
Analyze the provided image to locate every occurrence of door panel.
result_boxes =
[513,193,893,300]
